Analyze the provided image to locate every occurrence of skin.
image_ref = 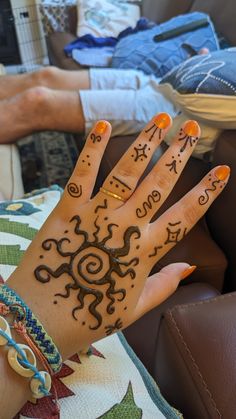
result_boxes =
[0,115,230,418]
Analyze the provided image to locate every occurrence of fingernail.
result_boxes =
[214,165,230,181]
[183,120,200,137]
[181,265,197,280]
[95,121,107,135]
[154,112,172,129]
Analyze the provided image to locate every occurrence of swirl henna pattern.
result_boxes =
[67,183,82,198]
[136,190,161,218]
[34,216,141,330]
[198,179,221,205]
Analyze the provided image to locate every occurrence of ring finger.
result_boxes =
[97,112,172,209]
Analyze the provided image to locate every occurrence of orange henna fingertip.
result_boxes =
[181,265,197,280]
[95,120,108,135]
[214,165,230,181]
[183,120,201,137]
[153,112,172,129]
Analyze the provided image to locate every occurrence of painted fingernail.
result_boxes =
[183,120,200,137]
[181,265,197,280]
[214,165,230,181]
[95,121,107,135]
[154,113,172,129]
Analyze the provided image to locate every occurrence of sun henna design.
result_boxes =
[105,318,123,336]
[198,174,223,205]
[67,183,82,198]
[136,190,161,218]
[145,124,162,141]
[34,216,141,330]
[179,128,199,153]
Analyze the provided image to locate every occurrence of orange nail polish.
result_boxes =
[183,120,200,137]
[153,113,171,129]
[95,121,107,135]
[181,265,197,280]
[214,165,230,181]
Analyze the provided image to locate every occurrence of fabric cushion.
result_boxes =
[160,48,236,129]
[111,12,219,78]
[76,0,140,38]
[0,145,24,201]
[40,0,77,35]
[0,189,182,419]
[0,186,63,279]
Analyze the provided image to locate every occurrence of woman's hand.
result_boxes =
[8,114,230,359]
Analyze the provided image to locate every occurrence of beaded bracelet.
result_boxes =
[0,315,51,399]
[0,284,62,374]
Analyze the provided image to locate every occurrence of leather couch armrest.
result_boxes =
[155,291,236,418]
[46,32,81,70]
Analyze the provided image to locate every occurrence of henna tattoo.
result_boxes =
[145,124,162,142]
[131,144,150,162]
[136,190,161,218]
[179,128,198,153]
[109,176,132,192]
[82,155,91,166]
[166,158,178,174]
[148,245,163,258]
[90,133,101,143]
[165,221,187,245]
[198,175,221,205]
[105,318,123,335]
[67,183,82,198]
[95,199,108,214]
[34,217,140,330]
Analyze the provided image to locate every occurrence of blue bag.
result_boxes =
[111,12,220,78]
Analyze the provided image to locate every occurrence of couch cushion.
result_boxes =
[160,48,236,129]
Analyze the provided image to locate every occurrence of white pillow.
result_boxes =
[76,0,140,38]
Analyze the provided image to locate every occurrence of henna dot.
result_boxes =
[122,189,125,193]
[115,184,119,188]
[82,160,85,163]
[178,154,180,157]
[82,321,86,326]
[136,245,140,249]
[179,160,182,163]
[124,307,127,311]
[110,181,113,185]
[139,144,141,146]
[148,147,151,151]
[88,163,91,166]
[53,301,58,305]
[104,217,108,221]
[131,285,135,288]
[87,155,90,158]
[64,230,68,234]
[39,255,44,259]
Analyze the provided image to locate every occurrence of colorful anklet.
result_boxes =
[0,284,62,374]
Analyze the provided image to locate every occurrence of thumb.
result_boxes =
[133,263,196,321]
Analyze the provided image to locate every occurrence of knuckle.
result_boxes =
[183,204,199,225]
[153,172,173,191]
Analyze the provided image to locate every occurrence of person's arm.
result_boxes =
[0,115,230,418]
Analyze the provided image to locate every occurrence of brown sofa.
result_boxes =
[46,0,236,417]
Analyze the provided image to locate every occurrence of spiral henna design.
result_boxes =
[34,216,141,330]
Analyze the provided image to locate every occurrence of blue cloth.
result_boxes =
[72,47,114,67]
[64,17,154,58]
[161,48,236,96]
[111,12,220,78]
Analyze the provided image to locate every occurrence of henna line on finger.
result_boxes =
[198,179,221,205]
[136,190,161,218]
[148,245,163,258]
